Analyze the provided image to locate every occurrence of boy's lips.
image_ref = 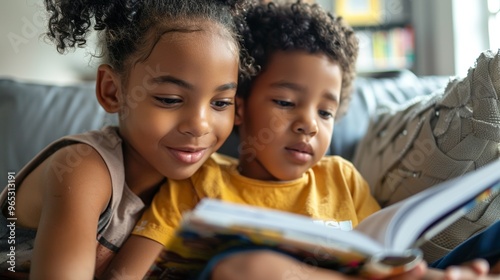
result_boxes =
[285,142,314,155]
[167,147,208,164]
[285,142,314,163]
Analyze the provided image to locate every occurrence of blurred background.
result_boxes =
[1,0,499,84]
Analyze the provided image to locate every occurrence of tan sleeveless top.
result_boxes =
[0,126,145,276]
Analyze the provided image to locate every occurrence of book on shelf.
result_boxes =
[356,26,414,72]
[161,159,500,278]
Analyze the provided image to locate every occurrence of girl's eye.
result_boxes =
[272,99,294,107]
[154,97,182,106]
[319,110,334,119]
[211,100,234,110]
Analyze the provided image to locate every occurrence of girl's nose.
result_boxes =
[179,108,212,137]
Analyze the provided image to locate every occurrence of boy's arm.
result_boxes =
[30,145,112,280]
[211,250,499,280]
[101,235,163,280]
[210,250,426,280]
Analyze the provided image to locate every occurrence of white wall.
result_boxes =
[0,0,98,84]
[452,0,490,77]
[411,0,455,76]
[411,0,490,77]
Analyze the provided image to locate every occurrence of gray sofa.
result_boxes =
[0,71,449,188]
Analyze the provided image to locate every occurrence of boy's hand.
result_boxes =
[423,259,500,280]
[444,259,490,280]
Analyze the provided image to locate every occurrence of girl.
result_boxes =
[0,0,253,279]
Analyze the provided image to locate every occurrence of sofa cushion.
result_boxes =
[0,78,116,185]
[331,70,449,161]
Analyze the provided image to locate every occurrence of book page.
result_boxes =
[356,182,446,248]
[356,159,500,251]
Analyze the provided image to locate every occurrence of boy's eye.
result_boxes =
[211,100,234,110]
[319,110,334,119]
[154,97,182,106]
[272,99,294,107]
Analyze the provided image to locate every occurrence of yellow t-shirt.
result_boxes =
[133,153,380,246]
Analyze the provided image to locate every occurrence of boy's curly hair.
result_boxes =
[44,0,254,81]
[237,1,359,119]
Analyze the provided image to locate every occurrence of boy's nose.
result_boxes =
[292,113,318,136]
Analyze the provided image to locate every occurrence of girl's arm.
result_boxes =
[101,174,194,279]
[29,145,112,280]
[101,235,163,280]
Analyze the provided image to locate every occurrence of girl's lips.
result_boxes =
[168,148,207,164]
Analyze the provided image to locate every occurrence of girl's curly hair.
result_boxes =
[44,0,254,80]
[236,1,359,119]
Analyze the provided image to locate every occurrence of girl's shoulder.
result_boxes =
[25,125,123,196]
[6,127,122,228]
[24,142,113,210]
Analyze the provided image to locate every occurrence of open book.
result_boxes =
[165,160,500,278]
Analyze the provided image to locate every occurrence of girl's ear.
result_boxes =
[234,96,245,126]
[96,64,122,113]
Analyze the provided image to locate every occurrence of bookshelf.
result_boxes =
[261,0,416,73]
[332,0,415,74]
[355,24,414,73]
